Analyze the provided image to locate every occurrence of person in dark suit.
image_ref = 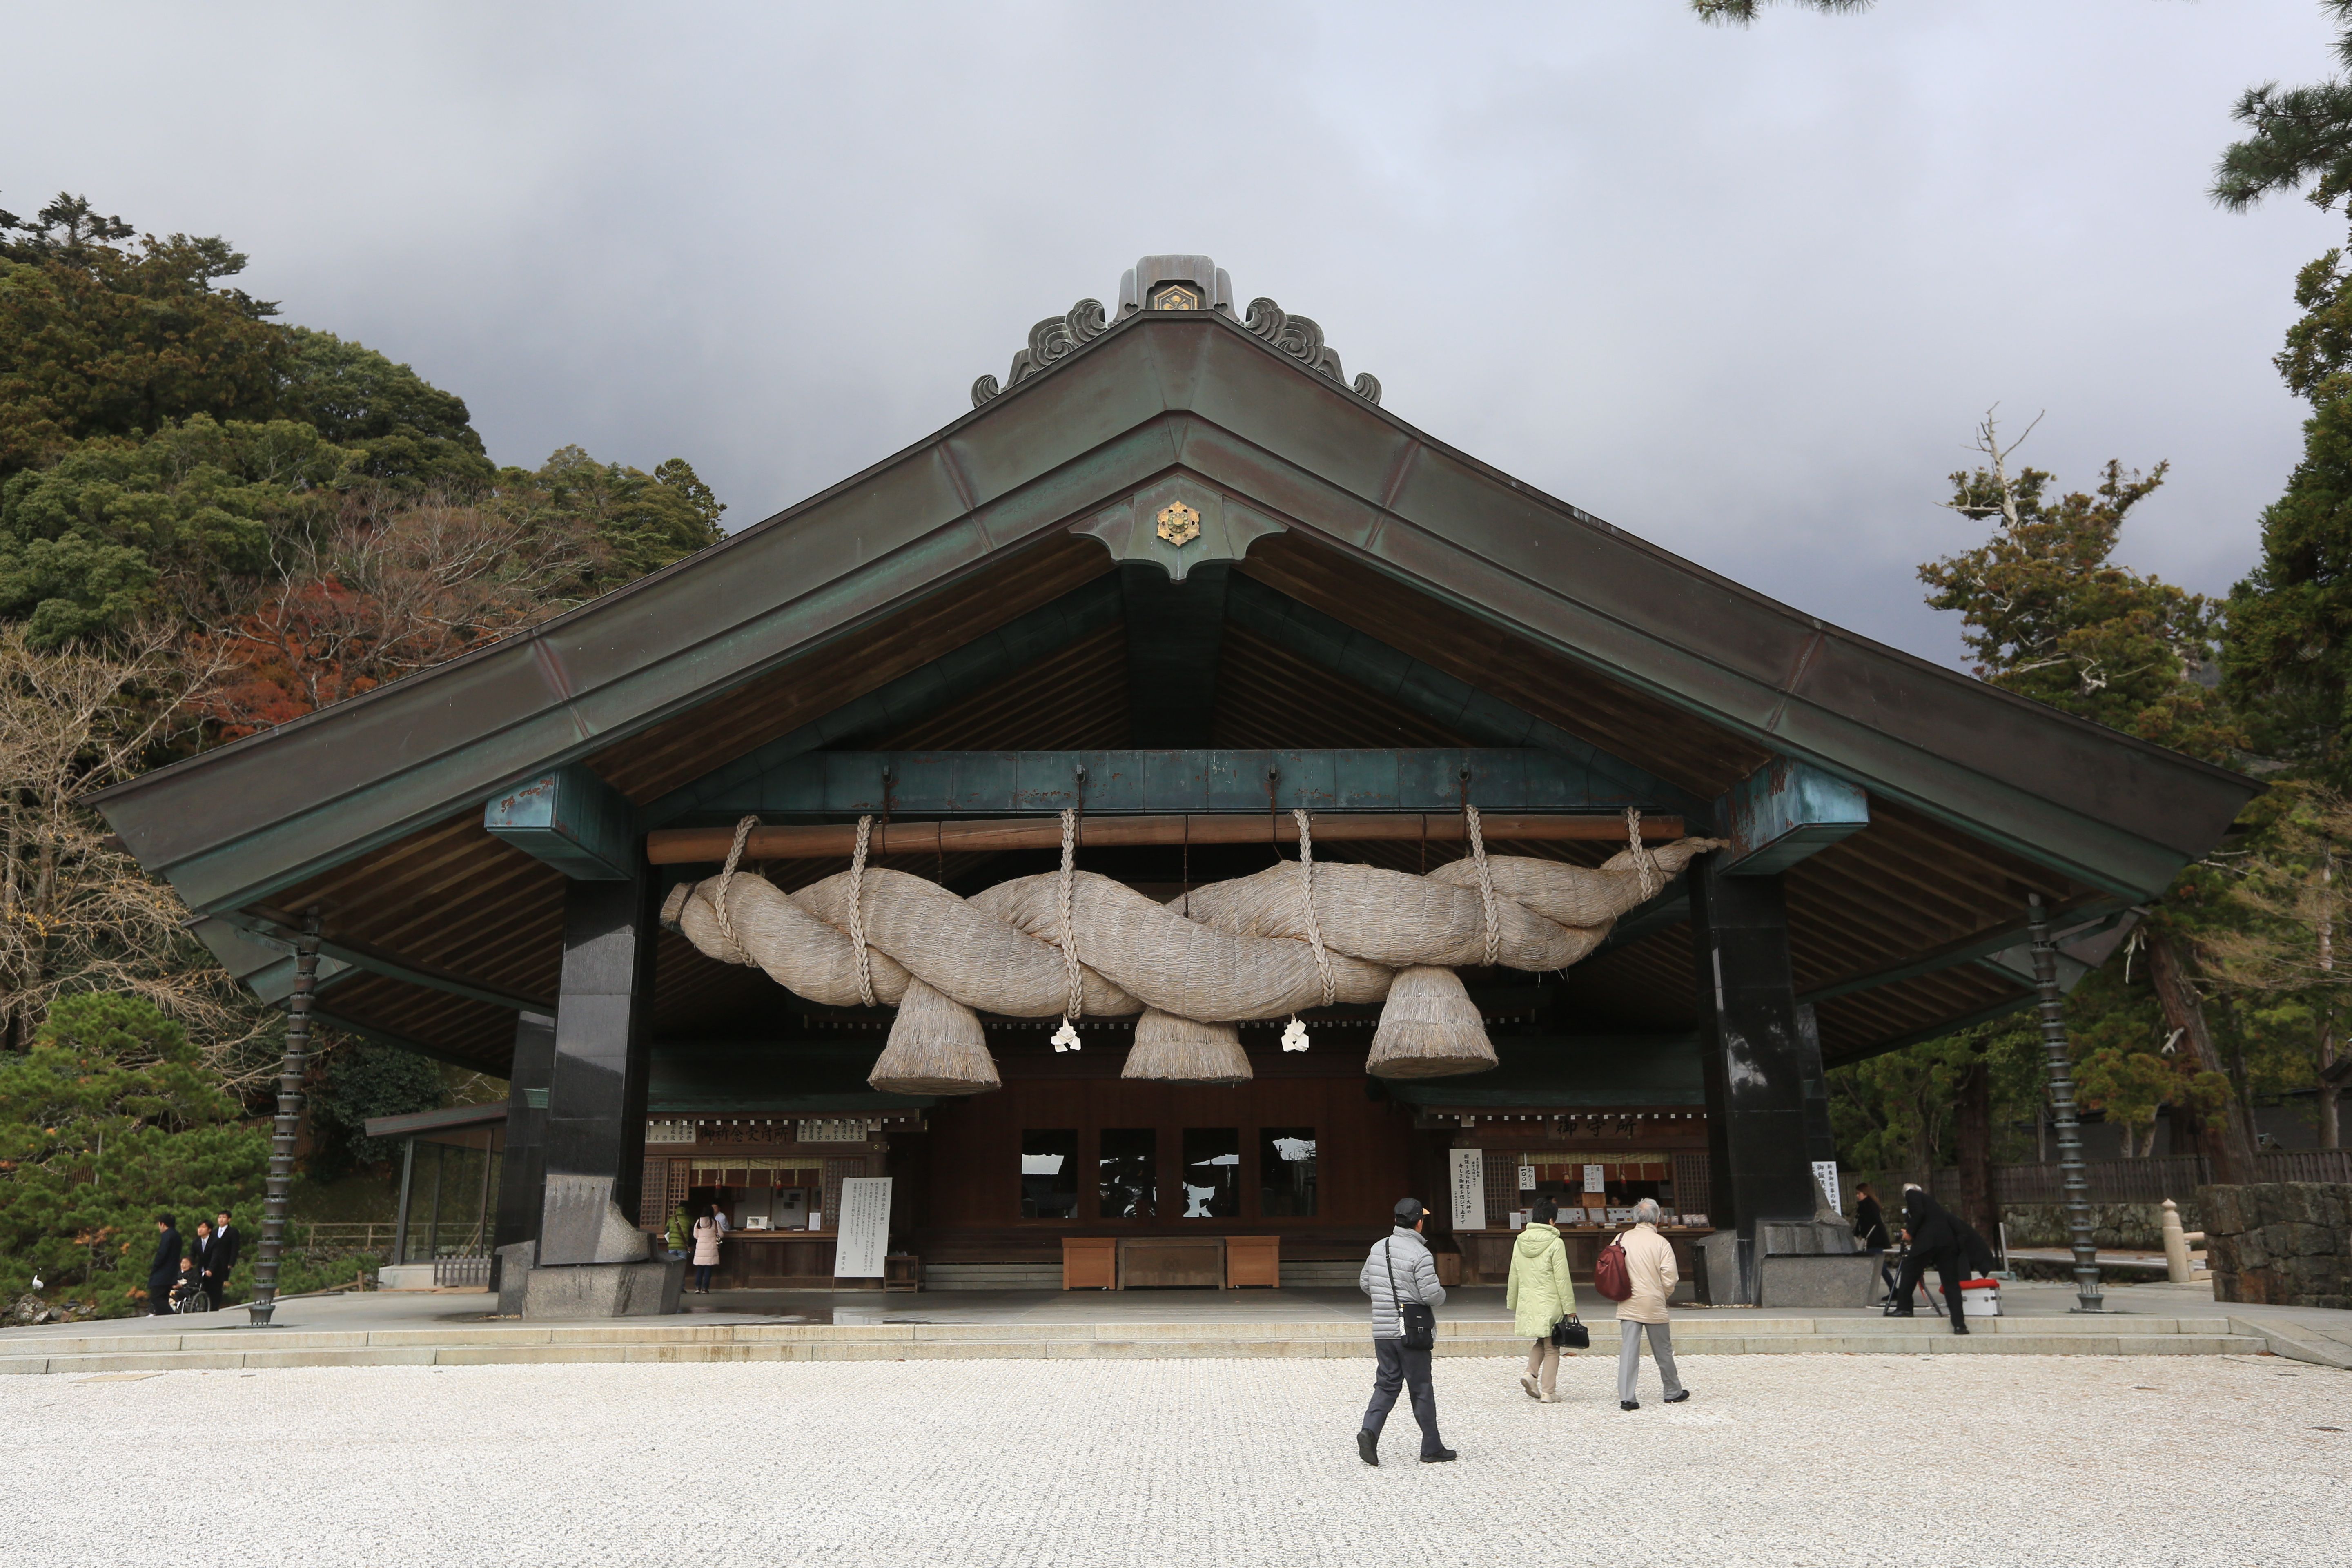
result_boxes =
[147,1215,180,1316]
[1891,1187,1970,1335]
[191,1221,220,1311]
[204,1211,239,1310]
[1852,1182,1896,1301]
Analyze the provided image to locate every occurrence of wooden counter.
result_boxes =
[713,1230,875,1289]
[1455,1227,1711,1287]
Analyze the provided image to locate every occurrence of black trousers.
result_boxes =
[1362,1338,1444,1457]
[202,1278,225,1312]
[1894,1248,1963,1317]
[147,1272,175,1315]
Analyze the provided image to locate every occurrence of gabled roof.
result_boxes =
[90,284,2260,1074]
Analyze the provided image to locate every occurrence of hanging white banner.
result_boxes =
[1449,1148,1486,1231]
[831,1177,893,1278]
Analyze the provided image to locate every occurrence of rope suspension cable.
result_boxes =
[711,815,762,964]
[1465,803,1499,969]
[849,814,877,1007]
[1053,806,1084,1052]
[1625,807,1659,901]
[1283,807,1336,1052]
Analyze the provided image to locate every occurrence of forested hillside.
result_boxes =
[0,193,725,1314]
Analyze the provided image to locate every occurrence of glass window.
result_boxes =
[1098,1128,1156,1219]
[1020,1129,1080,1219]
[1179,1128,1242,1219]
[1259,1127,1318,1218]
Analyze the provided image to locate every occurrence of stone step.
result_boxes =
[920,1264,1064,1289]
[0,1319,2273,1374]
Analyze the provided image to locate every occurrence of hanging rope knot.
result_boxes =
[1056,807,1084,1038]
[1465,804,1499,968]
[711,815,762,965]
[847,814,878,1007]
[1625,807,1659,901]
[1293,808,1336,1008]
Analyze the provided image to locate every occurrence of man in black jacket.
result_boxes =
[147,1215,180,1316]
[205,1210,239,1310]
[1852,1183,1896,1302]
[1891,1187,1969,1335]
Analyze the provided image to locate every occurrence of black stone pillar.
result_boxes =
[537,874,657,1265]
[1689,857,1817,1295]
[491,1009,555,1265]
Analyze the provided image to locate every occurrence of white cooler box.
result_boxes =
[1958,1279,2001,1317]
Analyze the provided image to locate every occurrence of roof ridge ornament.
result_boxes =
[970,254,1381,408]
[971,297,1108,407]
[1243,296,1381,405]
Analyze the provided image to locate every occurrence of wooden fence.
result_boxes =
[1896,1147,2352,1209]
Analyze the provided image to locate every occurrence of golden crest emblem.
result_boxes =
[1151,283,1202,310]
[1155,502,1201,547]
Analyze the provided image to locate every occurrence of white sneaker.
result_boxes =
[1520,1375,1541,1401]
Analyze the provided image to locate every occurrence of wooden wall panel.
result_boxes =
[910,1065,1417,1258]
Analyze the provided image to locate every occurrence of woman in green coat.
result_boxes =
[1506,1195,1577,1402]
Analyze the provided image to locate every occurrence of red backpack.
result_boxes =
[1594,1234,1633,1302]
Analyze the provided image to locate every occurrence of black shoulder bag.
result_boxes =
[1551,1314,1589,1350]
[1383,1237,1436,1351]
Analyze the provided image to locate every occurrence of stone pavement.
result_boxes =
[4,1278,2347,1374]
[4,1353,2344,1567]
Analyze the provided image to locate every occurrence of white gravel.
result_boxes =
[9,1353,2345,1567]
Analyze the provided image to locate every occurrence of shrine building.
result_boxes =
[89,255,2257,1313]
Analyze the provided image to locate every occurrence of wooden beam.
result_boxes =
[647,811,1685,866]
[1716,757,1869,876]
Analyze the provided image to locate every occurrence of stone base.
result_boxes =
[1759,1252,1881,1308]
[494,1241,538,1317]
[521,1257,684,1319]
[375,1263,438,1292]
[1695,1230,1748,1305]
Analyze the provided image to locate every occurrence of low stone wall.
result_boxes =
[2196,1183,2352,1310]
[1994,1201,2189,1252]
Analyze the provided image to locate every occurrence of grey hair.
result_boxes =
[1632,1197,1662,1225]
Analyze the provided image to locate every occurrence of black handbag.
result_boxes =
[1383,1238,1436,1351]
[1551,1313,1589,1350]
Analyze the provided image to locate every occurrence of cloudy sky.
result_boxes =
[7,2,2342,662]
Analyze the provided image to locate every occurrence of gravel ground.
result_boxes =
[9,1353,2345,1568]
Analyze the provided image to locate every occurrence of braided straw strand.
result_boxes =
[710,815,761,964]
[1465,803,1499,969]
[1058,807,1084,1020]
[849,814,877,1007]
[1294,808,1336,1007]
[1626,807,1659,902]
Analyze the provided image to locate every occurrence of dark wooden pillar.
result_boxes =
[491,1008,556,1264]
[1689,857,1817,1297]
[537,875,658,1265]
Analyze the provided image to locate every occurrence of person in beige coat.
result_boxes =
[1615,1198,1688,1410]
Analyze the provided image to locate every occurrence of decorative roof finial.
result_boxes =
[971,256,1381,408]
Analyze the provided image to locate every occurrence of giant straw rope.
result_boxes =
[664,807,1724,1094]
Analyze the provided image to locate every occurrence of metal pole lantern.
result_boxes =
[2027,894,2104,1313]
[247,908,322,1326]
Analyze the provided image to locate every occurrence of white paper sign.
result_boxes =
[1518,1165,1537,1193]
[831,1178,892,1278]
[1812,1161,1843,1214]
[1583,1163,1606,1194]
[1448,1148,1486,1231]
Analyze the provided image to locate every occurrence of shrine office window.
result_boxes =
[1180,1128,1242,1219]
[1259,1128,1318,1218]
[1020,1130,1080,1219]
[1098,1128,1156,1219]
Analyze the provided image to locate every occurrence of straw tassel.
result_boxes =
[1120,1008,1252,1085]
[1365,965,1498,1079]
[866,978,1002,1096]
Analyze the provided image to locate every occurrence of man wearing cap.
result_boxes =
[1355,1196,1456,1466]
